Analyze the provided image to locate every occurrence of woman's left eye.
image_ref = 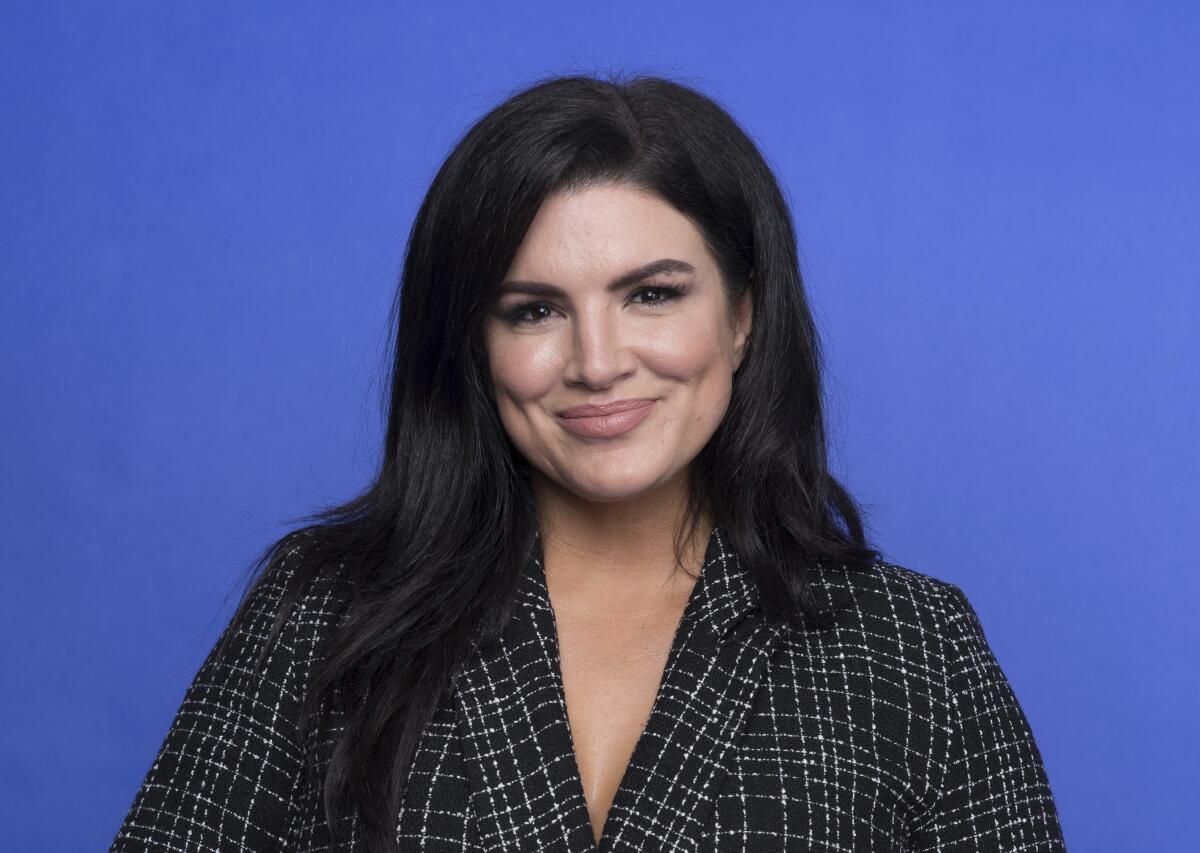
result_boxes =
[632,283,686,305]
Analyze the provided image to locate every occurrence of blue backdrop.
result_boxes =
[2,2,1196,850]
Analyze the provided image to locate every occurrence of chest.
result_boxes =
[555,603,686,846]
[281,629,944,852]
[279,534,953,853]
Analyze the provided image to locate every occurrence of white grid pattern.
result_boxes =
[110,526,1066,851]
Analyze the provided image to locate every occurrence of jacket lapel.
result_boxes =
[598,524,782,852]
[450,523,781,853]
[449,535,597,852]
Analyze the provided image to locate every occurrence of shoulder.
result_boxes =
[806,555,967,631]
[250,529,345,604]
[767,557,1007,726]
[218,528,353,677]
[784,556,988,675]
[110,530,352,850]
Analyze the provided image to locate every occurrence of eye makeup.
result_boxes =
[500,282,689,327]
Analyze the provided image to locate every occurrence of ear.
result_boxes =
[732,281,753,373]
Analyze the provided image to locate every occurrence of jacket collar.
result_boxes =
[674,521,763,641]
[450,522,782,852]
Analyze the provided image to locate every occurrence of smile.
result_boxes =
[555,399,657,439]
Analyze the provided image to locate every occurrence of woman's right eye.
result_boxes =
[504,302,554,326]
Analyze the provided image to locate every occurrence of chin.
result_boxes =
[562,470,666,503]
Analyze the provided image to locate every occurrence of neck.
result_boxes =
[531,470,712,601]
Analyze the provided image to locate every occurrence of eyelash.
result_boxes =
[502,283,688,327]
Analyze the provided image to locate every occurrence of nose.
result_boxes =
[563,307,636,389]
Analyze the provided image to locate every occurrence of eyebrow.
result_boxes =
[496,258,696,298]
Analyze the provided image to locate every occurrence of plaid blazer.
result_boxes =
[110,525,1067,851]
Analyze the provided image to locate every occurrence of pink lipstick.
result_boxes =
[555,398,657,439]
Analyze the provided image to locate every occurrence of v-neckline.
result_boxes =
[527,531,712,849]
[449,522,781,853]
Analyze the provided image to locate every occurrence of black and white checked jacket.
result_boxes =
[111,524,1067,851]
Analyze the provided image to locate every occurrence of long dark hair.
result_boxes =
[216,71,881,851]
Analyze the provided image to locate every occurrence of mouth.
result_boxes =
[555,398,657,439]
[556,397,658,418]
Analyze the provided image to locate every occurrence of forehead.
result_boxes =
[504,183,714,281]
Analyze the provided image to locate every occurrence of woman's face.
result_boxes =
[482,182,752,505]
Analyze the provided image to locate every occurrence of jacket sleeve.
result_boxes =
[908,583,1067,852]
[109,537,333,852]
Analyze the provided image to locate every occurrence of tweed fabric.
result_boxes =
[111,526,1066,851]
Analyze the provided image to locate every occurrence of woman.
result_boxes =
[111,73,1067,852]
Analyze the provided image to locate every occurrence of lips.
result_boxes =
[556,398,658,418]
[555,398,657,439]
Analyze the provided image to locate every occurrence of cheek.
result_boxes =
[642,316,734,385]
[643,317,737,442]
[487,336,560,402]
